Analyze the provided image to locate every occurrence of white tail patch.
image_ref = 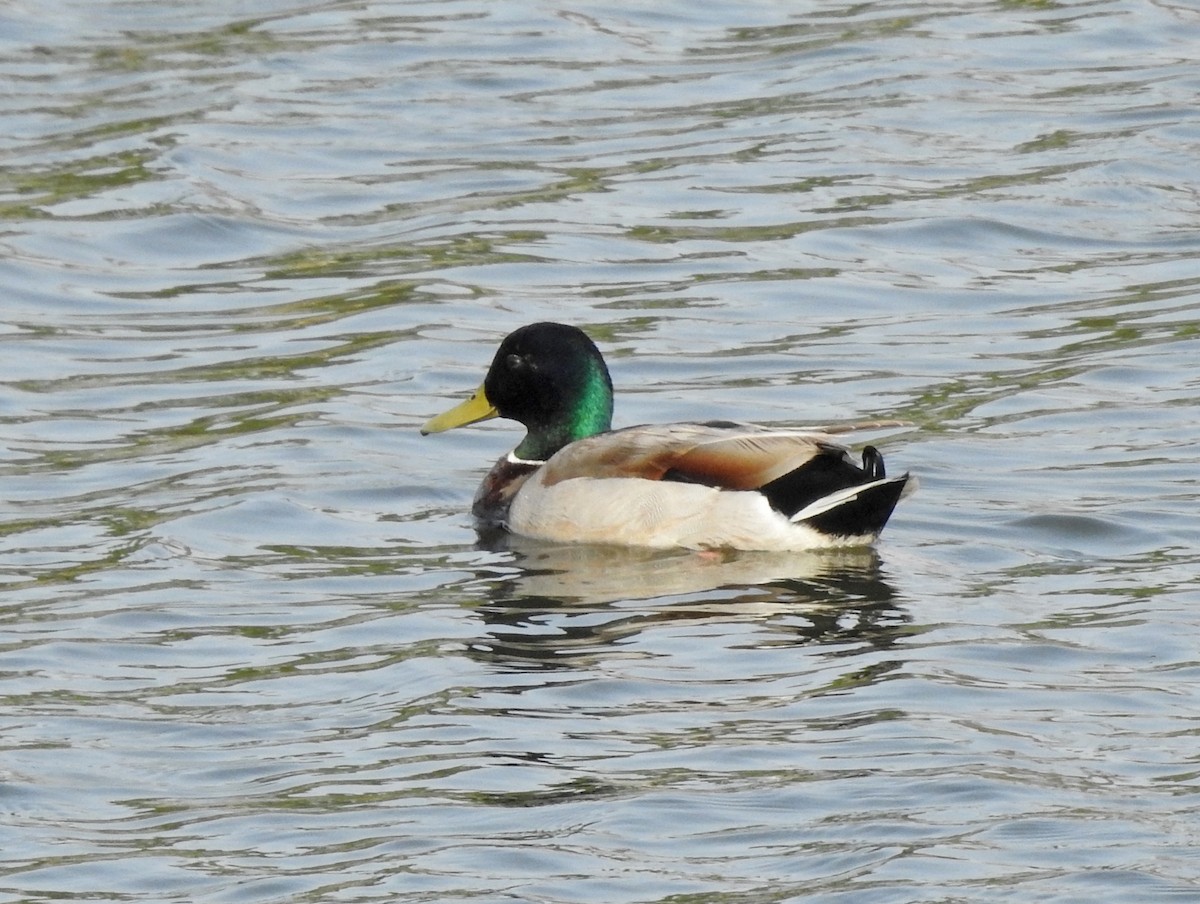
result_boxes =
[788,477,905,524]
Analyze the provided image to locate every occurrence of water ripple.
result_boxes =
[3,0,1200,902]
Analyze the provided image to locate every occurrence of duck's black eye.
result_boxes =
[506,353,526,371]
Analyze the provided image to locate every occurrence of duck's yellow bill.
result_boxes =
[420,384,498,435]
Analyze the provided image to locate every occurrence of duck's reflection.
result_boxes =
[466,531,912,671]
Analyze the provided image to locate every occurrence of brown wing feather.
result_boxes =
[667,433,840,489]
[538,423,843,491]
[799,419,912,435]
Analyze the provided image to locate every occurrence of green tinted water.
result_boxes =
[2,1,1198,901]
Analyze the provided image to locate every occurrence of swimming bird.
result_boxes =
[421,322,913,550]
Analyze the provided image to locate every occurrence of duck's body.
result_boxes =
[422,323,913,551]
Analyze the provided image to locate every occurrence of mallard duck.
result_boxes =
[422,322,913,550]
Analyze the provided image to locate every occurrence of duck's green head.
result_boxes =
[421,322,614,461]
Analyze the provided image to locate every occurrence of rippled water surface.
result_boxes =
[3,0,1199,901]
